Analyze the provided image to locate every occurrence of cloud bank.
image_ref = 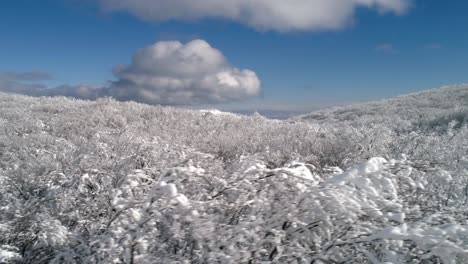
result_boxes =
[0,40,261,105]
[0,71,50,95]
[100,0,412,32]
[0,72,51,82]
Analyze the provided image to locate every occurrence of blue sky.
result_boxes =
[1,0,467,112]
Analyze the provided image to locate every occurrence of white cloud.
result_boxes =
[425,43,442,50]
[100,0,412,32]
[108,39,261,105]
[375,43,398,54]
[1,40,261,105]
[0,71,51,82]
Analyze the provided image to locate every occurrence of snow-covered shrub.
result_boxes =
[0,85,467,263]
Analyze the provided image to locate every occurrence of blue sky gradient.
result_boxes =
[1,0,467,111]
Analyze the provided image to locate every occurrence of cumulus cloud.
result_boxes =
[108,39,261,105]
[0,40,261,105]
[100,0,412,32]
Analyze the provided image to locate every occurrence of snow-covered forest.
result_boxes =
[1,85,467,263]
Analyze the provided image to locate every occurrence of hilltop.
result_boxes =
[294,85,468,132]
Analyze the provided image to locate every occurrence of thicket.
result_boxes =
[0,86,467,263]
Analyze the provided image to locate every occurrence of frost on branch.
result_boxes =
[0,86,467,263]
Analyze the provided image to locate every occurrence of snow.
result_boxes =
[0,86,467,263]
[365,223,468,264]
[0,246,21,263]
[326,157,397,199]
[199,109,239,117]
[272,161,321,183]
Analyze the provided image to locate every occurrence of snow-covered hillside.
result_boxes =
[294,85,468,131]
[0,86,467,263]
